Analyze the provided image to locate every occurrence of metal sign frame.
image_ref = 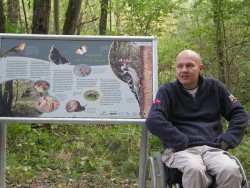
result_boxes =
[0,33,158,188]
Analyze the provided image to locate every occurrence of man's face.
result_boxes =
[175,51,204,89]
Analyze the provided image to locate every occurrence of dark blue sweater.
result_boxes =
[146,77,249,151]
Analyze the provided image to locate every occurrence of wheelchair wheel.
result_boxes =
[145,152,167,188]
[153,152,168,188]
[145,156,157,188]
[231,156,249,188]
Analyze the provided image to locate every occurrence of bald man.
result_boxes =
[146,50,248,187]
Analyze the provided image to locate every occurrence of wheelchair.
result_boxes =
[145,152,249,188]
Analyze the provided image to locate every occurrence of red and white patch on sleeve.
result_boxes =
[229,94,238,104]
[153,99,161,105]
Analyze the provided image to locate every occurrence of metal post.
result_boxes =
[0,123,6,188]
[138,123,149,188]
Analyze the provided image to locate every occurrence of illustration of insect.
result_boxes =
[48,45,71,65]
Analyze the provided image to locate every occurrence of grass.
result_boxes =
[5,123,250,187]
[6,123,142,187]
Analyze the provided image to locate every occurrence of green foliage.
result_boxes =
[157,38,177,86]
[6,124,141,187]
[108,0,178,36]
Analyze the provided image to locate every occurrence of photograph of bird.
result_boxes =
[75,45,88,55]
[120,59,141,106]
[6,42,26,55]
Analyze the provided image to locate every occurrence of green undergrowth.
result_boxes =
[6,123,250,187]
[6,123,142,187]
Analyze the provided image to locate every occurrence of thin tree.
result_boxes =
[54,0,60,34]
[63,0,82,35]
[99,0,108,35]
[0,0,5,33]
[32,0,51,34]
[211,0,226,84]
[7,0,19,32]
[21,0,29,33]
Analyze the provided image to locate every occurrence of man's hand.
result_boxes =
[170,148,176,153]
[220,140,229,151]
[165,148,175,155]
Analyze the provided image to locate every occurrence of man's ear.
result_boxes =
[199,64,204,73]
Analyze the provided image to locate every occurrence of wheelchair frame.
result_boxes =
[145,152,249,188]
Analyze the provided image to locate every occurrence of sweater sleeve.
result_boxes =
[218,82,249,149]
[145,85,189,151]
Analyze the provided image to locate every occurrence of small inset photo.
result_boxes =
[65,100,87,112]
[33,80,50,92]
[83,90,101,102]
[73,64,92,77]
[35,96,59,113]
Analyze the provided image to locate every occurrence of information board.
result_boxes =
[0,34,157,120]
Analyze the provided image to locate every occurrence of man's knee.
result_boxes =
[184,161,206,175]
[218,162,240,178]
[215,161,241,187]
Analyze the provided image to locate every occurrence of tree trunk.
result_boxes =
[21,0,29,33]
[54,0,60,34]
[140,46,153,118]
[211,0,226,84]
[0,0,5,33]
[32,0,51,34]
[99,0,108,35]
[114,3,122,33]
[63,0,82,35]
[7,0,20,32]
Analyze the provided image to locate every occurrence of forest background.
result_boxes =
[0,0,249,187]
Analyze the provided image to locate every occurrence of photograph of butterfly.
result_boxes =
[75,45,88,55]
[48,45,71,65]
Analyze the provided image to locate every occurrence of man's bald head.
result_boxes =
[176,50,202,65]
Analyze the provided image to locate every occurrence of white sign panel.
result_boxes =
[0,34,157,120]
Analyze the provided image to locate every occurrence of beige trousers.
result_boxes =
[162,145,241,188]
